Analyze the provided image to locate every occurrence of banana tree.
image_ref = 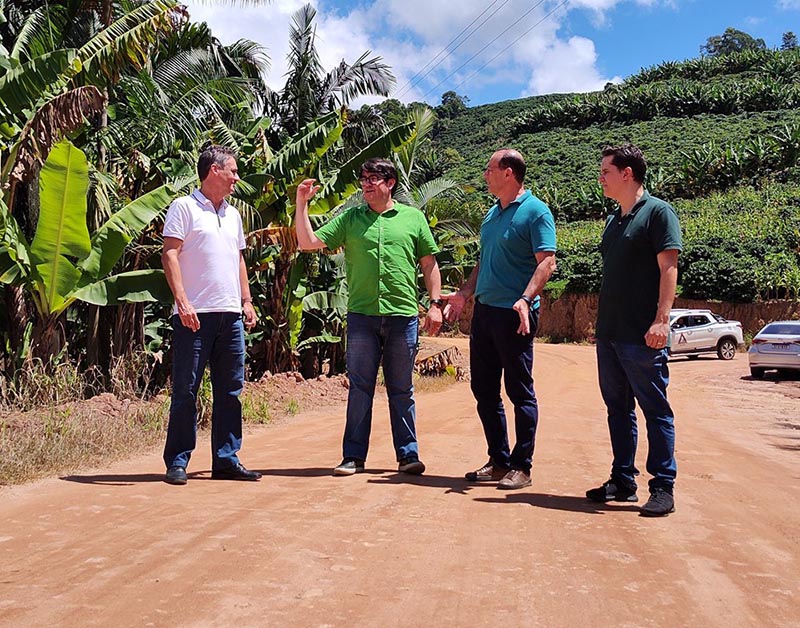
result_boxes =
[0,139,179,361]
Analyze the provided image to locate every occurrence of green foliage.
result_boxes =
[0,139,179,360]
[701,27,766,57]
[554,183,800,302]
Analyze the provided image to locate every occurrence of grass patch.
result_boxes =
[0,396,169,485]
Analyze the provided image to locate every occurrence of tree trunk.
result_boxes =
[31,313,66,366]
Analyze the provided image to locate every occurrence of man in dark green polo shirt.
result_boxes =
[295,158,443,477]
[586,144,682,517]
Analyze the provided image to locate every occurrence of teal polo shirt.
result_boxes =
[475,191,557,309]
[315,202,439,316]
[596,191,682,344]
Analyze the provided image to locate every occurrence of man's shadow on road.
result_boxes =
[367,473,478,495]
[475,492,640,514]
[258,467,342,478]
[61,472,181,485]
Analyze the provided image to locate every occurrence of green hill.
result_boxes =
[428,48,800,302]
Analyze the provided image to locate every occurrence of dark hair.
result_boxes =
[360,157,397,195]
[601,144,647,183]
[197,145,237,181]
[496,148,526,184]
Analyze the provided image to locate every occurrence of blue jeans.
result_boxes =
[596,339,677,491]
[469,301,539,472]
[163,312,245,471]
[343,313,419,462]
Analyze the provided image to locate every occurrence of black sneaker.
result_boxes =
[333,459,365,476]
[640,488,675,517]
[398,457,425,475]
[586,479,638,503]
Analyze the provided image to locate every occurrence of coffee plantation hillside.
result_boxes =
[426,48,800,303]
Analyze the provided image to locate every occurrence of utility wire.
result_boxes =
[438,0,569,100]
[394,0,510,100]
[416,0,568,102]
[415,0,549,101]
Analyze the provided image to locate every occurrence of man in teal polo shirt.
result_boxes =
[295,158,443,476]
[444,149,557,490]
[585,144,682,517]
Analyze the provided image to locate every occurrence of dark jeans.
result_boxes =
[596,339,677,491]
[470,301,539,472]
[163,312,245,471]
[343,313,419,462]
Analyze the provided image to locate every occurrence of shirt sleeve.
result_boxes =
[163,199,189,241]
[415,212,440,259]
[314,208,350,250]
[649,203,682,253]
[530,207,557,253]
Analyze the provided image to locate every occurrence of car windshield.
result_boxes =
[761,323,800,335]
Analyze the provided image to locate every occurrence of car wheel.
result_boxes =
[750,367,765,379]
[717,338,737,360]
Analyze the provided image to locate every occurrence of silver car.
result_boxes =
[748,320,800,378]
[669,308,744,360]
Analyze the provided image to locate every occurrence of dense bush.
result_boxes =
[551,183,800,302]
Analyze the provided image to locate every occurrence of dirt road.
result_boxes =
[2,341,799,627]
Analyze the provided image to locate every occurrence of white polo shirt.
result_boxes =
[163,190,246,314]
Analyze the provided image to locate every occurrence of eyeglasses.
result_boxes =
[358,175,386,186]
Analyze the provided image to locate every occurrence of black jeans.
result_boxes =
[469,301,540,472]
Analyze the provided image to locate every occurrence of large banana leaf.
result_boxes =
[79,183,177,283]
[73,269,172,306]
[0,49,80,120]
[0,197,30,283]
[307,120,415,215]
[286,258,307,350]
[265,110,343,179]
[31,139,91,312]
[78,0,179,81]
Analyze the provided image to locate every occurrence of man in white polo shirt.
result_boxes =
[161,145,260,485]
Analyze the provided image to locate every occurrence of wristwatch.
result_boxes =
[430,299,444,308]
[520,295,533,306]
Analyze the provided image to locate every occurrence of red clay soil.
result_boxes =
[1,339,799,627]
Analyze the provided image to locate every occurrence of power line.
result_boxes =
[394,0,510,100]
[420,0,569,102]
[415,0,549,101]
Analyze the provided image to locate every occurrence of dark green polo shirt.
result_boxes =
[596,191,682,344]
[315,202,439,316]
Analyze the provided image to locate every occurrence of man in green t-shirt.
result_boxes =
[295,158,443,476]
[586,144,682,517]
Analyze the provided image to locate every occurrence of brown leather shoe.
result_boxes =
[465,459,508,482]
[497,469,531,490]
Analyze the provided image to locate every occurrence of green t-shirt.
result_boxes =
[315,202,439,316]
[596,191,682,344]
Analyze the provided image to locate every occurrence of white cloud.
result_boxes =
[181,0,662,105]
[777,0,800,9]
[523,36,621,95]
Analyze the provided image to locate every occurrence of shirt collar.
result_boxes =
[191,189,229,212]
[362,202,398,215]
[495,190,531,212]
[616,190,650,220]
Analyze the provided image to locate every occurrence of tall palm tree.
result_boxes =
[266,3,395,138]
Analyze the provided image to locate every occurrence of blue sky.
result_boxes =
[184,0,800,107]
